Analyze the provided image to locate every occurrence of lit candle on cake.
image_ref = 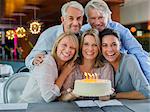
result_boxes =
[88,73,92,79]
[95,73,99,79]
[91,74,94,78]
[83,72,97,82]
[92,73,96,82]
[84,72,88,81]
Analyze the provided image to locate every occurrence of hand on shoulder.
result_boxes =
[33,52,46,66]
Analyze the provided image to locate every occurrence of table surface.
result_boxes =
[0,99,150,112]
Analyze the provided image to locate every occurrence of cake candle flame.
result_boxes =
[88,73,92,79]
[92,74,95,79]
[83,72,98,82]
[84,72,88,80]
[95,73,98,79]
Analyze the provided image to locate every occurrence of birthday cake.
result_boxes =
[73,73,112,97]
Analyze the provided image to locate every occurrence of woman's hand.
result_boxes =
[59,88,79,101]
[55,61,76,89]
[99,88,115,101]
[33,53,45,66]
[61,61,76,77]
[99,95,110,101]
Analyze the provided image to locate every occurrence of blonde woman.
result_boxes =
[59,29,114,101]
[19,32,79,103]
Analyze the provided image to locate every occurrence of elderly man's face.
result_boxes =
[87,8,108,32]
[61,7,83,34]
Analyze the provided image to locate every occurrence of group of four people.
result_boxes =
[19,0,150,103]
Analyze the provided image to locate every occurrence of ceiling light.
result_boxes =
[6,30,15,40]
[30,21,41,34]
[29,7,41,34]
[16,27,26,38]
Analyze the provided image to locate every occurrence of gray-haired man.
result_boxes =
[82,0,150,83]
[25,1,84,69]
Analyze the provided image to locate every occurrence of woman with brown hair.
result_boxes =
[100,28,150,99]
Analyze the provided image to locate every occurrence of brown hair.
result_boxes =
[78,29,104,68]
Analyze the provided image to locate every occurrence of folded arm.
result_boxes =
[116,91,145,100]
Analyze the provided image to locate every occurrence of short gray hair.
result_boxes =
[61,1,84,17]
[85,0,112,20]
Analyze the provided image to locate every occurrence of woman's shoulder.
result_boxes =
[93,62,113,73]
[32,53,57,75]
[43,53,56,65]
[123,53,137,62]
[73,64,81,74]
[101,62,112,69]
[33,53,57,71]
[121,54,140,69]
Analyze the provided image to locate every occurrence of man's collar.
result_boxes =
[106,19,112,28]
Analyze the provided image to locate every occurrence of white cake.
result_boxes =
[73,79,112,97]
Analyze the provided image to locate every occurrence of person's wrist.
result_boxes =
[32,61,35,65]
[110,92,117,99]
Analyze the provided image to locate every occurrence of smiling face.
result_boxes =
[61,6,83,34]
[56,36,76,62]
[87,8,108,32]
[101,35,121,64]
[82,34,99,61]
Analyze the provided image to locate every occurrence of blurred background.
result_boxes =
[0,0,149,62]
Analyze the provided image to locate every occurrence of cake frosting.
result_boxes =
[73,79,112,97]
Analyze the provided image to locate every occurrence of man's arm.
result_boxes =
[25,25,63,69]
[25,29,52,69]
[25,50,48,69]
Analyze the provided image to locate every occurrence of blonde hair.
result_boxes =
[51,32,79,63]
[79,29,104,67]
